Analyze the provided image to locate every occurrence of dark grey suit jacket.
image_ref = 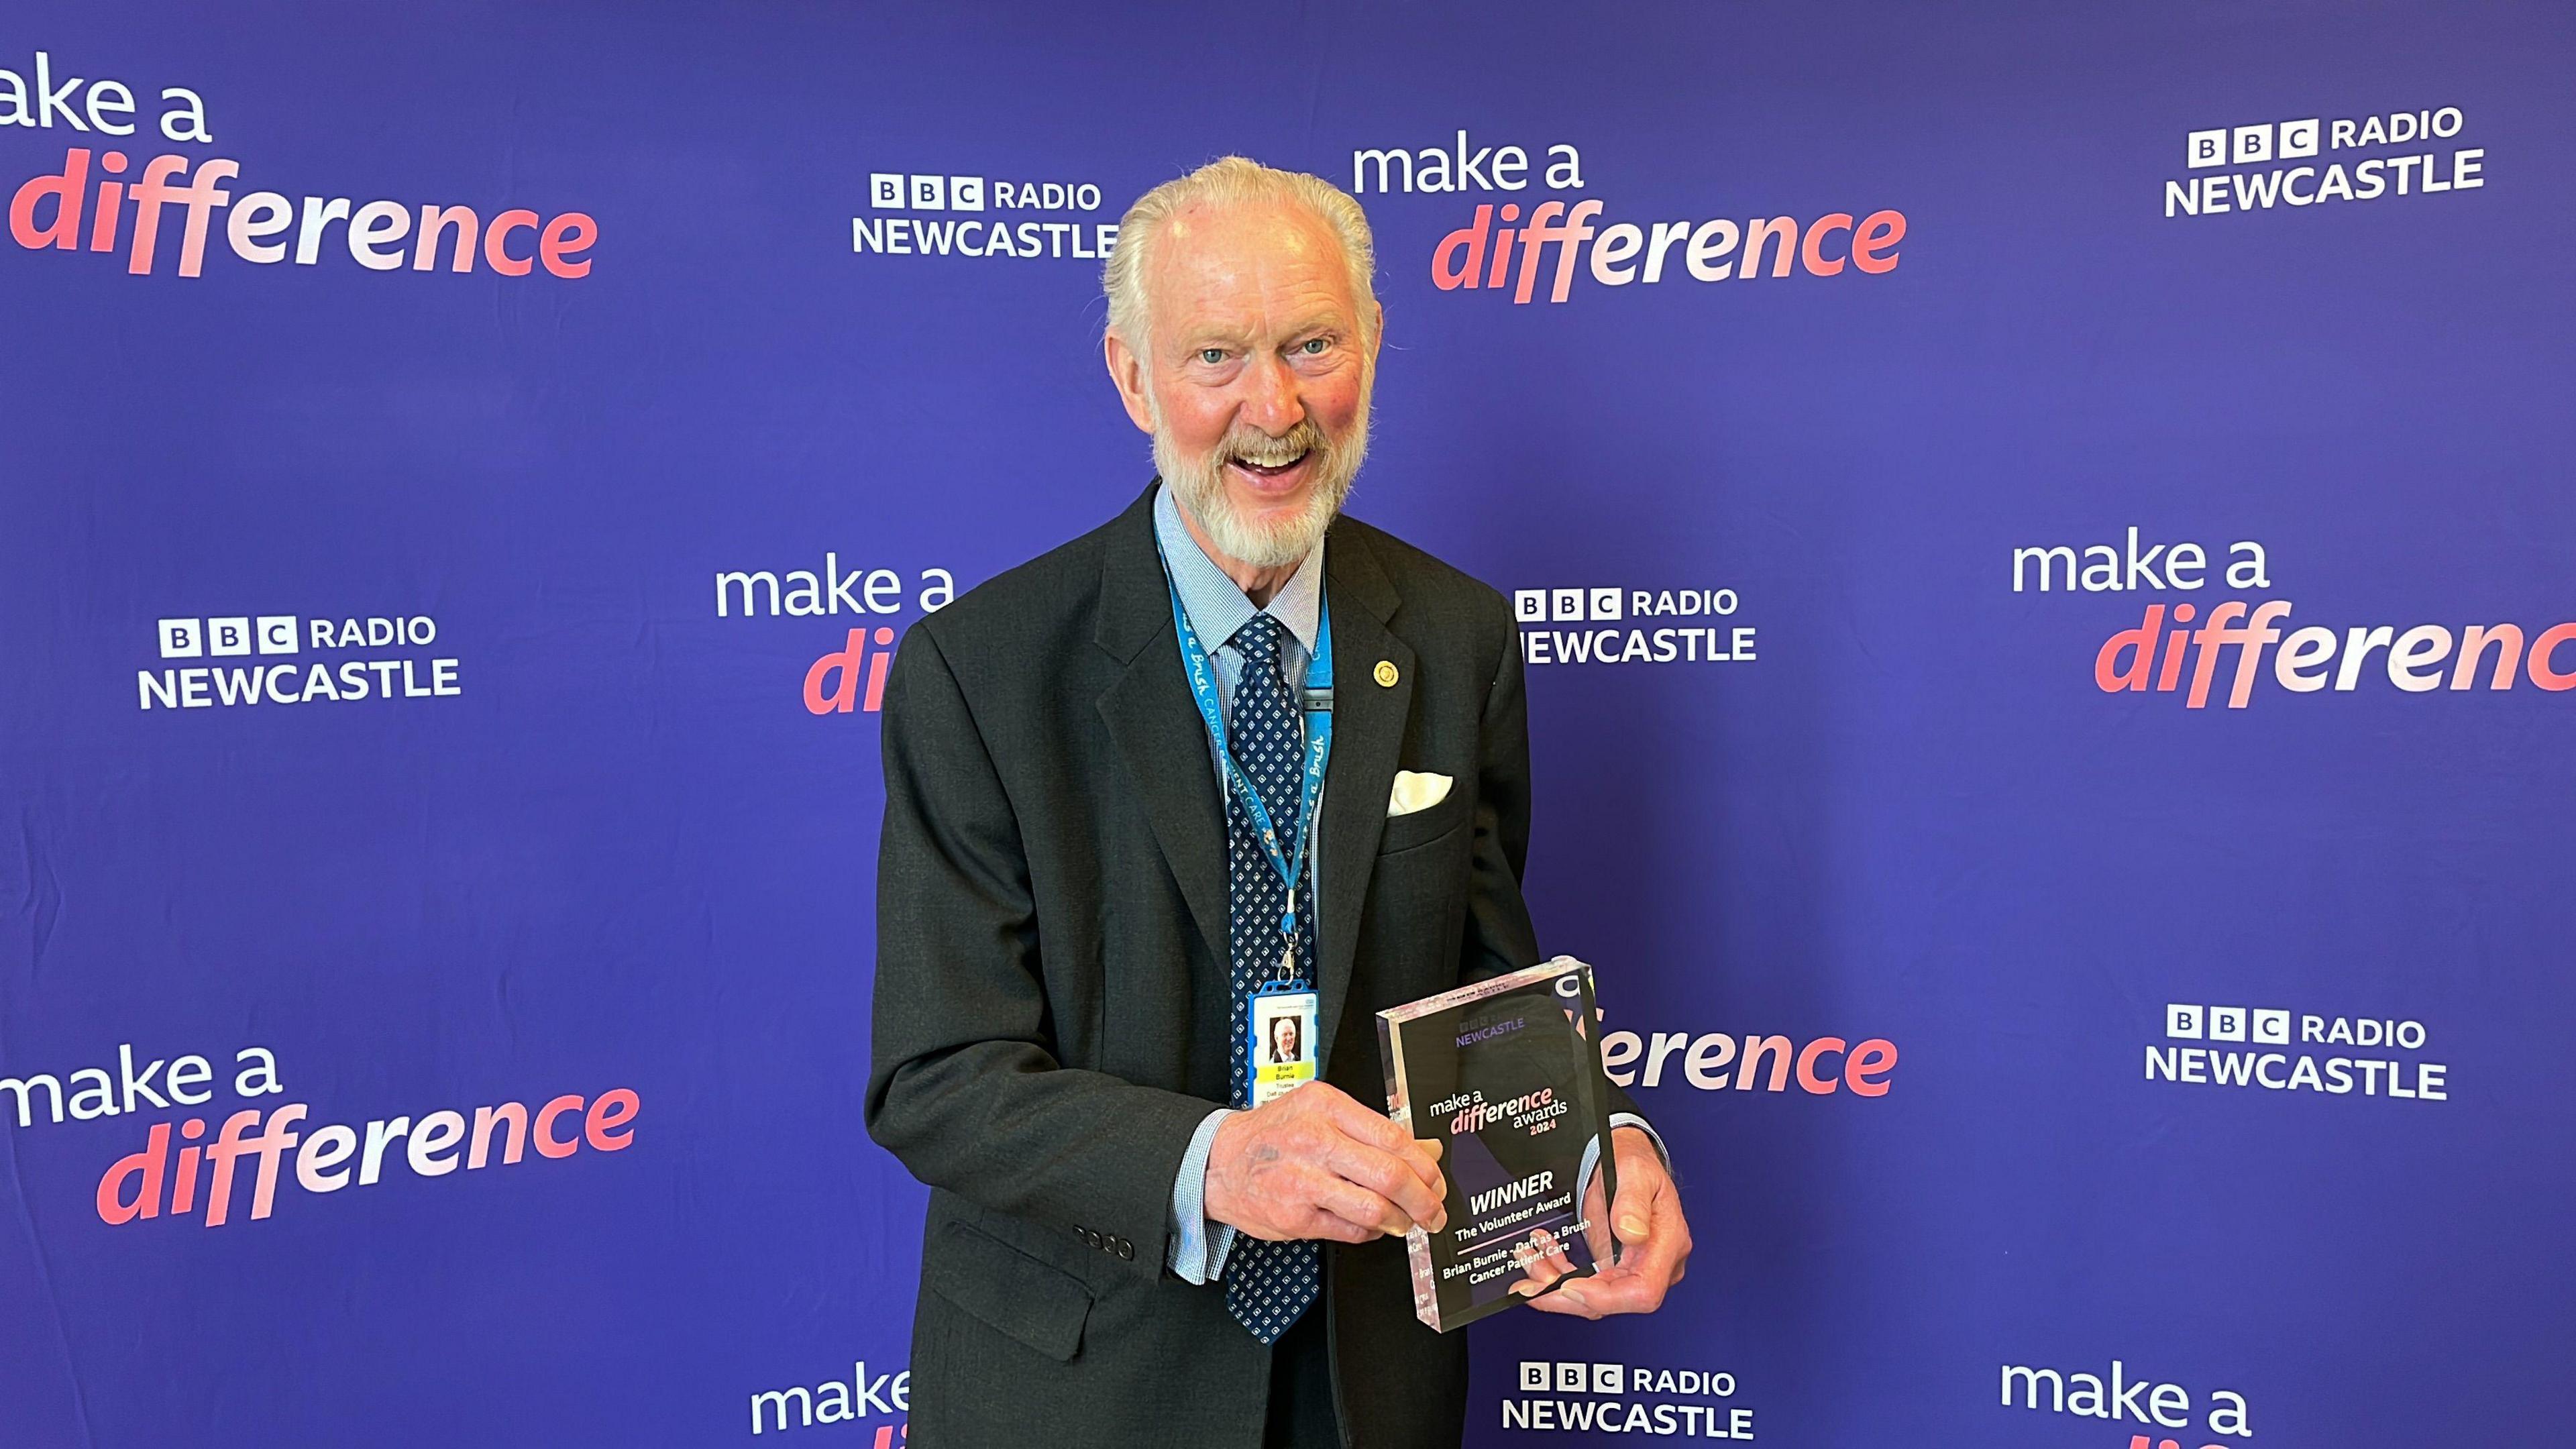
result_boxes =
[866,484,1552,1448]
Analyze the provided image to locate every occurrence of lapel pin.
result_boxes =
[1374,660,1399,688]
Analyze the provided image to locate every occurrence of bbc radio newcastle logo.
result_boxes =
[138,614,460,710]
[1512,586,1755,667]
[851,169,1118,261]
[2163,105,2485,217]
[2147,1002,2448,1104]
[1503,1359,1753,1438]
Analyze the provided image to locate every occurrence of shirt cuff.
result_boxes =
[1609,1113,1670,1171]
[1166,1108,1240,1285]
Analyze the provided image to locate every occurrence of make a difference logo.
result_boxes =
[5,48,596,280]
[1349,131,1907,303]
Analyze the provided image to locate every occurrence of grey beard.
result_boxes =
[1152,411,1368,571]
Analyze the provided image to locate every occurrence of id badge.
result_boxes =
[1248,985,1320,1106]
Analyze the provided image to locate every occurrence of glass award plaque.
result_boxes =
[1377,955,1617,1333]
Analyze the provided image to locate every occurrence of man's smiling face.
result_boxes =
[1110,199,1380,571]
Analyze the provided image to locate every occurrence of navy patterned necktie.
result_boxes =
[1221,613,1321,1344]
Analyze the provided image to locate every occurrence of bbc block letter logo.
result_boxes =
[207,617,254,656]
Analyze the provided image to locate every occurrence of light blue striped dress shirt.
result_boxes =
[1154,483,1322,1285]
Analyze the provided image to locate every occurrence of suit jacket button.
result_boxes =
[1116,1238,1135,1260]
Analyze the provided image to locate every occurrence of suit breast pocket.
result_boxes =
[1378,786,1471,857]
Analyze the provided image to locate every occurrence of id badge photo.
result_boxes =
[1248,985,1320,1105]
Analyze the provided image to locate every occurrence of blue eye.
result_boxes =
[1199,348,1226,364]
[1297,338,1328,355]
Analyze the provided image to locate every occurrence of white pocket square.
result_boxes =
[1387,770,1453,817]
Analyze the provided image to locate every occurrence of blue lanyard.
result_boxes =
[1162,564,1334,979]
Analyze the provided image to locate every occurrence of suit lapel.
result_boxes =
[1313,525,1411,1073]
[1094,487,1232,965]
[1093,491,1415,1070]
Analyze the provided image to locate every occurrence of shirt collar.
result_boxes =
[1152,481,1324,657]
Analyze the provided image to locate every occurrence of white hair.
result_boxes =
[1102,156,1379,350]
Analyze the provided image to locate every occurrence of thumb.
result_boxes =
[1612,1178,1652,1244]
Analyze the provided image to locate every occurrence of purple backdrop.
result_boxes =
[4,3,2571,1444]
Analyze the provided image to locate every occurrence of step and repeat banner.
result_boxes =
[3,3,2569,1445]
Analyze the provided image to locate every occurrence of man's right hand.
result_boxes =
[1205,1083,1448,1244]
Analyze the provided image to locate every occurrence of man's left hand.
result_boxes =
[1521,1126,1690,1318]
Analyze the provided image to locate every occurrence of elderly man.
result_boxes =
[867,157,1690,1448]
